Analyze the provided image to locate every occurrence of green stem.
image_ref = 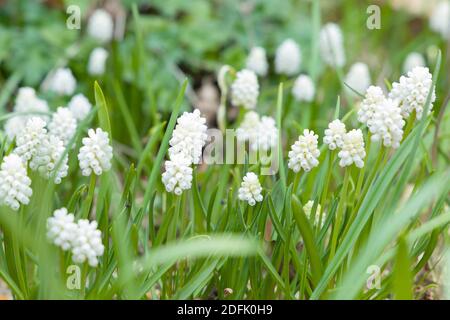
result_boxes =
[81,174,97,219]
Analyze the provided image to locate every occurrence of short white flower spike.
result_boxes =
[168,109,208,165]
[319,23,345,68]
[237,111,278,152]
[344,62,371,97]
[88,47,109,75]
[47,208,77,251]
[87,9,114,43]
[246,46,268,76]
[368,99,405,149]
[292,74,315,102]
[403,52,425,73]
[231,69,259,110]
[389,66,436,120]
[78,128,113,176]
[429,1,450,40]
[161,153,193,196]
[14,117,47,162]
[0,154,32,211]
[358,86,386,127]
[288,129,320,173]
[338,129,366,168]
[68,94,92,121]
[48,107,77,145]
[71,219,105,267]
[43,68,77,96]
[323,119,346,150]
[238,172,263,206]
[275,39,301,76]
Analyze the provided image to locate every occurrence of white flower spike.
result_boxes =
[88,47,109,75]
[71,219,105,267]
[292,74,315,102]
[43,68,77,96]
[246,46,268,77]
[275,39,301,76]
[344,62,371,97]
[429,1,450,40]
[231,69,259,110]
[78,128,113,176]
[68,94,92,121]
[288,129,320,173]
[338,129,366,168]
[238,172,263,206]
[236,111,278,152]
[47,208,77,251]
[0,154,32,211]
[323,119,346,150]
[319,23,345,68]
[161,153,193,196]
[14,117,47,162]
[358,86,386,127]
[48,107,77,145]
[403,52,425,73]
[87,9,114,43]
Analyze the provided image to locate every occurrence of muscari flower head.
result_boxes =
[68,93,92,121]
[403,52,425,73]
[344,62,371,97]
[43,68,77,96]
[0,154,32,211]
[389,66,436,120]
[236,111,278,152]
[292,74,315,102]
[47,208,77,251]
[71,219,105,267]
[161,152,193,196]
[275,38,301,76]
[288,129,320,173]
[231,69,259,110]
[87,9,114,43]
[238,172,263,206]
[429,0,450,40]
[358,85,386,127]
[88,47,109,76]
[338,129,366,168]
[323,119,346,150]
[48,107,77,145]
[319,23,345,68]
[14,117,47,162]
[246,46,268,77]
[168,109,208,165]
[78,128,113,176]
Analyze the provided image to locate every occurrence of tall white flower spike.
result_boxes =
[48,107,77,145]
[288,129,320,173]
[0,154,32,211]
[88,47,109,75]
[47,208,77,251]
[292,74,315,102]
[87,9,114,43]
[14,117,48,162]
[68,94,92,121]
[238,172,263,206]
[338,129,366,168]
[78,128,113,176]
[323,119,346,151]
[275,39,301,76]
[319,23,346,68]
[246,46,268,77]
[71,219,105,267]
[231,69,259,110]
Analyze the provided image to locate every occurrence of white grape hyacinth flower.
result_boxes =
[88,47,109,76]
[87,9,114,43]
[161,153,193,195]
[429,1,450,40]
[238,172,263,206]
[43,68,77,96]
[275,39,301,76]
[78,128,113,176]
[344,62,371,97]
[4,117,26,142]
[389,66,436,120]
[231,69,259,110]
[319,23,346,68]
[258,116,278,151]
[47,208,77,251]
[323,119,346,150]
[358,86,386,127]
[403,52,425,73]
[303,200,324,227]
[14,117,47,162]
[368,98,405,149]
[338,129,366,168]
[236,111,278,151]
[48,107,77,145]
[288,129,320,173]
[68,94,92,121]
[71,219,105,267]
[30,135,69,184]
[292,74,315,102]
[0,154,32,211]
[246,46,268,77]
[168,109,208,165]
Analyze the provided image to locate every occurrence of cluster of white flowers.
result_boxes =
[162,109,208,195]
[4,87,49,141]
[0,154,32,211]
[389,66,436,120]
[429,0,450,40]
[43,68,77,96]
[338,129,366,168]
[292,74,315,102]
[238,172,263,206]
[358,86,386,126]
[275,39,301,76]
[231,69,259,109]
[88,47,109,76]
[323,119,346,150]
[344,62,371,97]
[68,94,92,121]
[246,47,268,76]
[48,107,77,145]
[47,208,104,267]
[319,23,345,68]
[403,52,425,73]
[288,129,320,173]
[303,200,324,227]
[14,117,48,162]
[87,9,114,43]
[78,128,113,176]
[236,111,278,151]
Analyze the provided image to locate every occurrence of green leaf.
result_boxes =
[392,237,413,300]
